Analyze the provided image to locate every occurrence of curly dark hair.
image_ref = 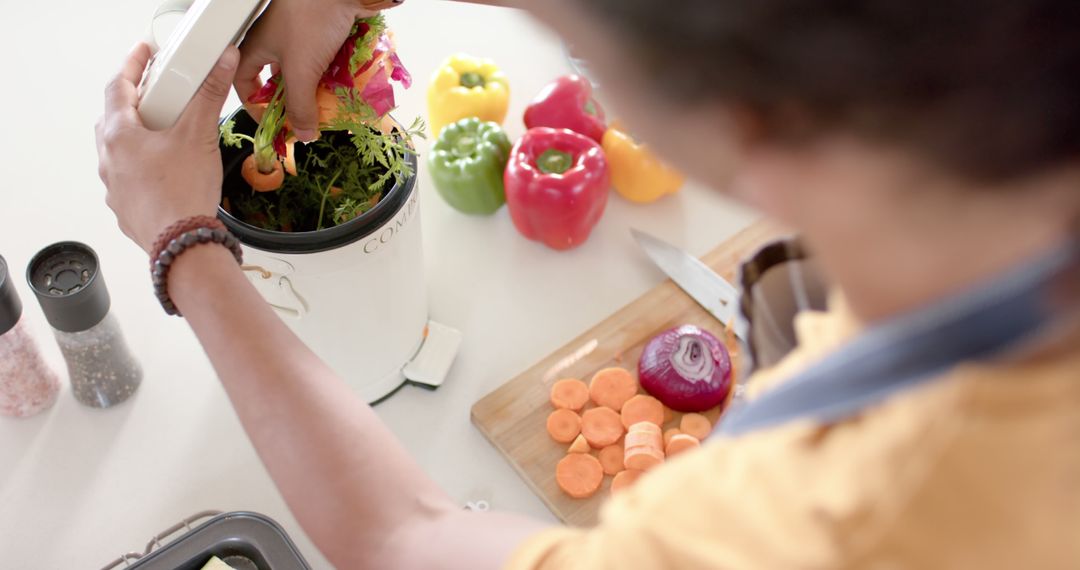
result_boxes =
[585,0,1080,182]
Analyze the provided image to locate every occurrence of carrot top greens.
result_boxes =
[218,13,423,233]
[222,111,424,232]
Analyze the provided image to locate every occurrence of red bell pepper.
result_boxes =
[504,127,610,250]
[523,75,607,143]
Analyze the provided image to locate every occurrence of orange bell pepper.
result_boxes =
[601,127,684,203]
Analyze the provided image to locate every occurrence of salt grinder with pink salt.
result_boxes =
[0,254,60,418]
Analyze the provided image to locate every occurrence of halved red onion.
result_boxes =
[638,325,732,413]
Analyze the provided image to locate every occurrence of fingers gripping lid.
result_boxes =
[26,242,112,333]
[137,0,271,130]
[0,254,23,336]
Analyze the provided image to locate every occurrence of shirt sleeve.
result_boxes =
[504,428,853,570]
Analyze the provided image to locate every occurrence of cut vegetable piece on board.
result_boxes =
[625,432,661,450]
[620,394,664,429]
[550,378,590,411]
[680,413,712,441]
[663,428,682,447]
[702,405,723,425]
[598,443,625,475]
[624,446,664,471]
[546,408,582,443]
[626,423,663,451]
[581,407,624,447]
[589,367,638,410]
[568,434,590,454]
[665,433,700,457]
[624,420,665,471]
[627,421,662,436]
[639,325,733,412]
[556,453,604,498]
[611,469,645,493]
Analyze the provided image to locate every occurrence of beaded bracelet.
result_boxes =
[150,221,243,316]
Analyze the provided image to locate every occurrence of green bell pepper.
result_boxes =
[428,117,512,215]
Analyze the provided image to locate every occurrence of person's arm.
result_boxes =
[170,245,545,569]
[97,44,545,570]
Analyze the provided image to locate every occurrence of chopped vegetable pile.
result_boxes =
[544,364,727,500]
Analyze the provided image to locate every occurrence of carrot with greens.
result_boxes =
[221,14,419,211]
[546,408,582,443]
[221,81,289,192]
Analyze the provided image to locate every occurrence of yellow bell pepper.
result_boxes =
[427,54,510,137]
[601,127,685,203]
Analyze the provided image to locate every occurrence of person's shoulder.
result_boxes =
[843,349,1080,568]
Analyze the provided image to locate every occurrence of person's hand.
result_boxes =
[235,0,401,142]
[95,43,239,254]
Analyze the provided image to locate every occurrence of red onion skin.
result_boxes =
[638,325,733,413]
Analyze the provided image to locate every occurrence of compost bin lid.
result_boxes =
[137,0,271,130]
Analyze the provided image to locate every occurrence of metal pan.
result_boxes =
[102,511,310,570]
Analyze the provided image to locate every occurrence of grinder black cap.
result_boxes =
[0,254,23,336]
[26,242,111,333]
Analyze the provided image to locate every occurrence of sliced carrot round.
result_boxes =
[550,378,590,411]
[556,453,604,499]
[665,433,700,457]
[598,443,625,475]
[581,407,624,448]
[611,469,644,493]
[625,430,662,450]
[624,446,664,471]
[663,428,682,447]
[663,405,675,425]
[620,394,664,429]
[627,421,662,436]
[588,367,638,410]
[702,405,723,425]
[680,413,712,441]
[568,433,590,454]
[546,408,582,443]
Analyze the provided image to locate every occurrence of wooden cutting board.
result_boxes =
[471,220,786,527]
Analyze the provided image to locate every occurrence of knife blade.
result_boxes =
[632,229,744,340]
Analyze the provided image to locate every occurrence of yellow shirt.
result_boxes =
[507,297,1080,569]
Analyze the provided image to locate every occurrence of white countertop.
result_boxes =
[0,1,756,567]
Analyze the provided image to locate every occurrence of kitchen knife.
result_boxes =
[631,228,745,340]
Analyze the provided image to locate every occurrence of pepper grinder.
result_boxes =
[27,242,142,408]
[0,254,61,417]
